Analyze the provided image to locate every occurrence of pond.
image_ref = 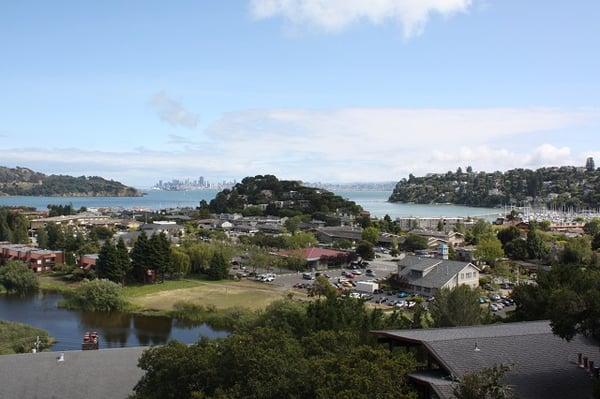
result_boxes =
[0,292,228,352]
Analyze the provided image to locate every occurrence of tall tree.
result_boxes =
[96,241,123,283]
[207,251,229,280]
[453,365,514,399]
[115,238,131,284]
[131,232,150,283]
[36,228,49,249]
[430,285,483,327]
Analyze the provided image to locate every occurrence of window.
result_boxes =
[466,272,471,279]
[460,273,464,279]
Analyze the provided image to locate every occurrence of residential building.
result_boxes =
[79,254,99,270]
[315,226,400,247]
[396,255,479,296]
[411,230,465,248]
[0,242,64,271]
[372,321,599,399]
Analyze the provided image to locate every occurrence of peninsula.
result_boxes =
[0,166,140,197]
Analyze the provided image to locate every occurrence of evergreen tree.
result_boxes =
[11,215,29,244]
[46,223,65,250]
[131,232,150,283]
[36,228,49,249]
[586,157,595,172]
[115,238,132,284]
[96,241,122,283]
[207,251,229,280]
[149,233,171,280]
[0,216,11,242]
[527,227,547,260]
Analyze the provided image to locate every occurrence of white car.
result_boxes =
[351,270,362,275]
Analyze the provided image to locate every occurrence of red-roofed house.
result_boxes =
[280,247,354,270]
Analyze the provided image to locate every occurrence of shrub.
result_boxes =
[67,279,125,312]
[0,261,39,295]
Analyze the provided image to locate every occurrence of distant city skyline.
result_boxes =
[1,1,599,186]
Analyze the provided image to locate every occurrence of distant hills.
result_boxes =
[0,166,140,197]
[389,162,600,209]
[205,175,363,219]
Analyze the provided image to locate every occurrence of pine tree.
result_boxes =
[131,232,149,283]
[36,228,49,249]
[115,238,131,284]
[208,251,229,280]
[0,216,11,242]
[96,241,122,283]
[148,233,172,281]
[46,224,65,250]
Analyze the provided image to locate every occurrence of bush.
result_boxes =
[66,279,125,312]
[0,261,39,295]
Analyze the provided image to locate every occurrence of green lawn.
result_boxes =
[123,278,212,298]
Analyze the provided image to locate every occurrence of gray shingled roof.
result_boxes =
[397,256,474,289]
[374,321,599,399]
[0,347,145,399]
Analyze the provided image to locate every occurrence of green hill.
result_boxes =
[0,166,140,197]
[389,163,600,209]
[206,175,363,218]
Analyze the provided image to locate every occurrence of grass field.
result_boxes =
[128,279,290,311]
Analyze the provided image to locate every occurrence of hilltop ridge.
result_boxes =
[0,166,140,197]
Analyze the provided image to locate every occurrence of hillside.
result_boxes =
[0,166,140,197]
[206,175,363,218]
[389,163,600,209]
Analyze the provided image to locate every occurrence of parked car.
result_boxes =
[489,294,501,302]
[302,273,313,280]
[490,304,499,312]
[351,270,362,275]
[366,269,376,277]
[397,291,409,298]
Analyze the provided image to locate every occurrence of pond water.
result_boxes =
[0,293,228,352]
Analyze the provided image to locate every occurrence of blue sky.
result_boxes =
[1,0,599,186]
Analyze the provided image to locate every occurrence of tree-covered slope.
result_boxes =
[206,175,363,217]
[389,164,600,209]
[0,166,140,197]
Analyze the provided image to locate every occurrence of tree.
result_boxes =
[586,157,595,172]
[0,261,39,295]
[593,234,600,251]
[402,234,428,252]
[475,237,504,264]
[207,251,229,280]
[466,220,494,245]
[149,233,172,280]
[584,218,600,237]
[453,364,514,399]
[526,227,547,260]
[284,215,304,234]
[437,219,444,232]
[115,238,132,283]
[496,226,521,247]
[560,236,592,265]
[466,166,473,173]
[68,279,125,312]
[355,240,374,261]
[96,241,122,283]
[429,285,483,327]
[11,215,29,244]
[361,226,380,246]
[131,232,150,282]
[36,228,49,249]
[308,275,337,298]
[504,239,528,260]
[170,247,191,277]
[45,223,65,250]
[286,231,318,249]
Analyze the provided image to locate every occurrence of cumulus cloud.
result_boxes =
[0,107,598,185]
[149,91,199,129]
[249,0,474,38]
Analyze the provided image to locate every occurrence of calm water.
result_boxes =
[0,189,501,218]
[0,293,228,352]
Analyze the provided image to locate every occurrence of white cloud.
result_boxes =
[149,91,199,129]
[250,0,474,38]
[0,107,598,185]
